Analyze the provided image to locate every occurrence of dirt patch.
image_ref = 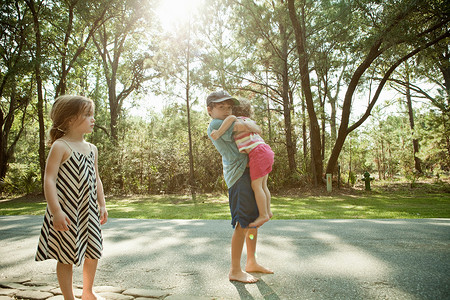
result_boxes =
[0,194,45,203]
[274,177,450,197]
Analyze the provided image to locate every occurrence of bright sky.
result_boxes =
[124,0,206,118]
[155,0,204,32]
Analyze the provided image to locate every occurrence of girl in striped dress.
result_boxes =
[211,98,274,228]
[35,95,108,300]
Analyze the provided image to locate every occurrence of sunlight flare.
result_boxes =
[156,0,204,31]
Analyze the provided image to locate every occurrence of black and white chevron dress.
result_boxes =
[35,142,103,266]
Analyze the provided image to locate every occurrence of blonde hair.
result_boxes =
[232,98,253,118]
[48,95,94,146]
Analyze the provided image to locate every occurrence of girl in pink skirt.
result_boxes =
[211,98,274,228]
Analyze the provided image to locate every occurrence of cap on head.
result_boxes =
[206,90,240,106]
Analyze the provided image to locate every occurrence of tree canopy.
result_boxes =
[0,0,449,195]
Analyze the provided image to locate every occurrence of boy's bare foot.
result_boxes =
[268,211,273,218]
[248,215,270,228]
[246,262,274,274]
[229,270,258,283]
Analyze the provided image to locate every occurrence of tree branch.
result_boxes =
[348,29,450,133]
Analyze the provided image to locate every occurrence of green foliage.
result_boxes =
[348,171,357,186]
[0,0,448,195]
[415,107,450,171]
[3,163,41,194]
[91,104,225,194]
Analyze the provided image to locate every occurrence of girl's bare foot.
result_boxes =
[248,215,270,228]
[246,262,274,274]
[229,270,258,283]
[268,211,273,218]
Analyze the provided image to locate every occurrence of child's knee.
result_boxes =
[251,178,264,190]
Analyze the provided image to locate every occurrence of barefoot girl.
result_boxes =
[35,95,108,300]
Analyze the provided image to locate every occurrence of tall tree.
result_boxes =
[25,0,46,185]
[288,0,322,185]
[389,63,423,174]
[186,18,197,201]
[388,39,450,170]
[325,1,449,177]
[228,0,299,178]
[149,0,207,200]
[413,37,449,162]
[51,0,109,97]
[0,1,32,181]
[196,0,245,91]
[288,0,450,184]
[93,0,154,144]
[404,68,423,174]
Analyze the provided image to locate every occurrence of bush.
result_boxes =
[3,164,41,195]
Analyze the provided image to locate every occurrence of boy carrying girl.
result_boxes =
[206,90,273,283]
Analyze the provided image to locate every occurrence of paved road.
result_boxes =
[1,216,449,299]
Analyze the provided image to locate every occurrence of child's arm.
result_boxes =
[210,115,237,140]
[211,115,262,140]
[94,145,108,225]
[234,118,262,134]
[44,141,71,231]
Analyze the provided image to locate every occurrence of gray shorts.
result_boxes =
[228,168,259,228]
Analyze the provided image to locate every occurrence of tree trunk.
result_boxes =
[405,70,423,174]
[438,54,450,103]
[438,52,450,167]
[319,88,326,161]
[328,59,346,146]
[108,76,119,144]
[27,0,46,188]
[0,109,5,180]
[324,6,450,176]
[265,68,272,142]
[446,117,450,167]
[288,0,322,185]
[325,39,382,176]
[348,136,352,184]
[377,149,382,181]
[55,3,107,98]
[0,96,28,181]
[55,3,74,97]
[186,20,196,202]
[0,94,15,181]
[302,94,307,162]
[280,21,296,176]
[381,140,385,180]
[329,93,336,144]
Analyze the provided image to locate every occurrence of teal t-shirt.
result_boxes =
[208,118,248,188]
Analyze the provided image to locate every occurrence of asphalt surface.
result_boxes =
[0,216,449,299]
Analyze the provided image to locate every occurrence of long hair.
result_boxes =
[48,95,94,146]
[232,98,253,118]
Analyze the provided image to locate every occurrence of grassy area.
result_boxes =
[1,181,449,219]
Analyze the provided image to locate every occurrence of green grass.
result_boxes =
[1,183,449,219]
[271,192,449,219]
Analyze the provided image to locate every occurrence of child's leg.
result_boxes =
[56,262,75,300]
[82,258,99,300]
[249,175,270,228]
[245,228,274,274]
[262,175,273,218]
[229,223,258,283]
